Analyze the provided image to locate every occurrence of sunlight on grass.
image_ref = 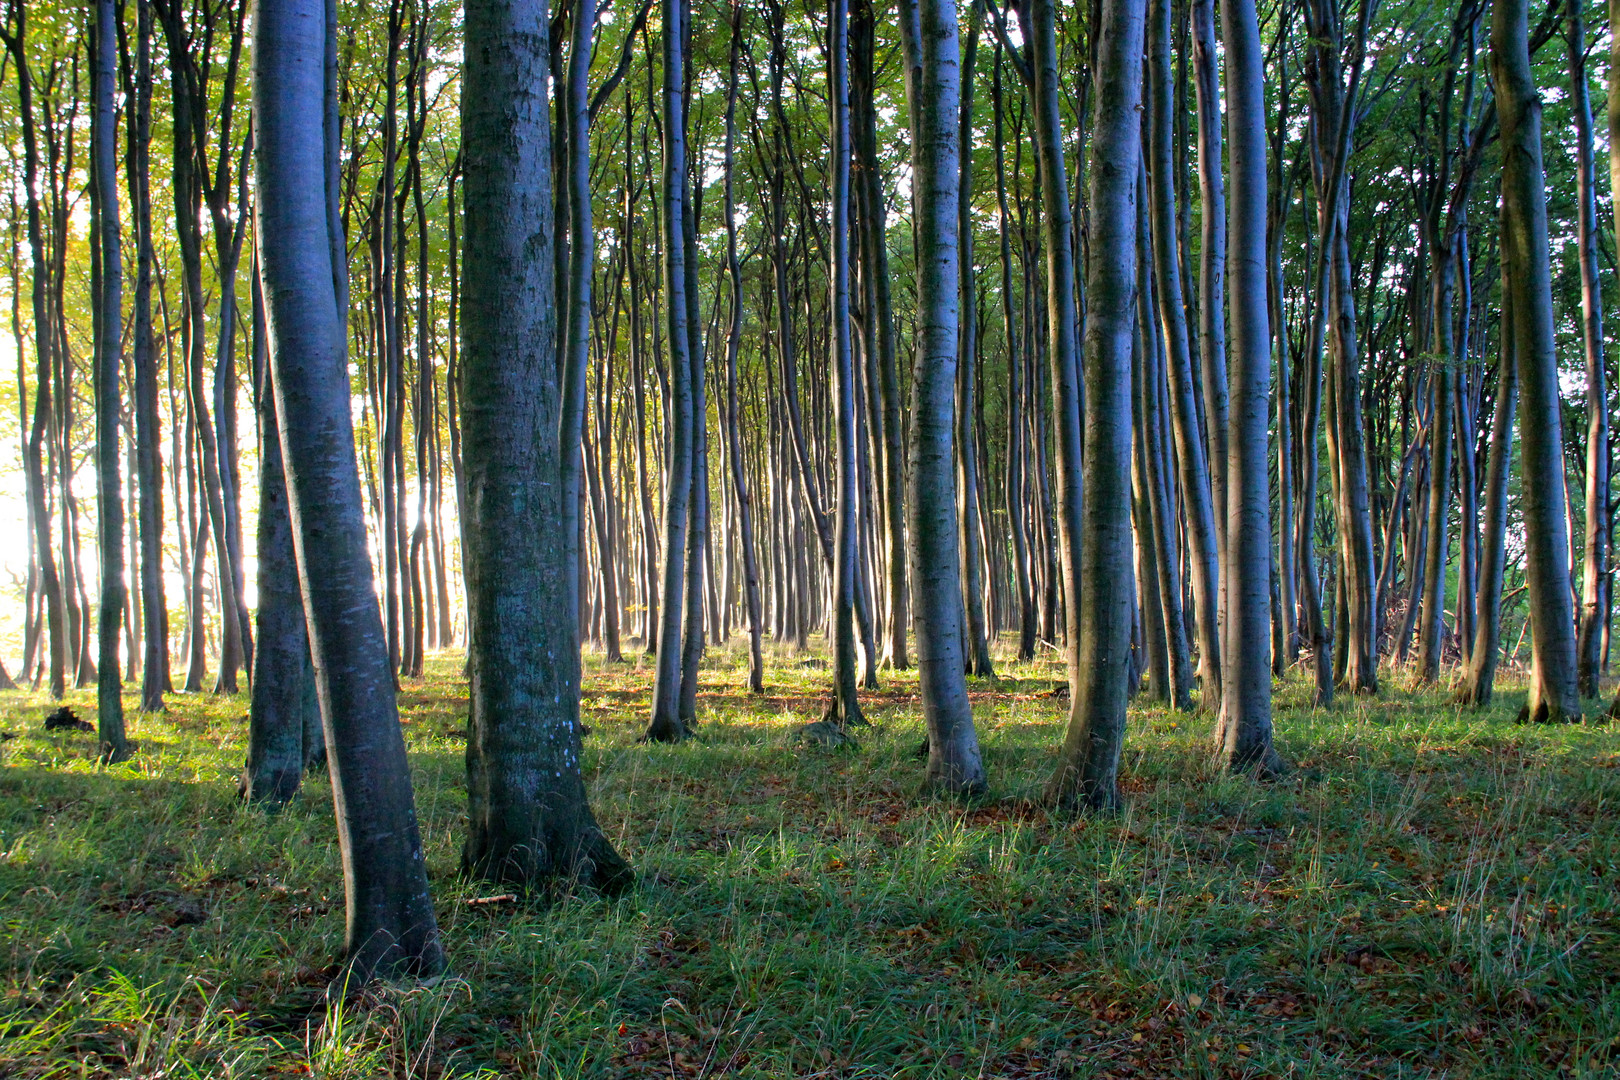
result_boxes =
[1,643,1617,1077]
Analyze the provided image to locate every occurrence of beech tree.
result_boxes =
[254,0,444,982]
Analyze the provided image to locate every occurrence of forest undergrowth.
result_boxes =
[0,644,1616,1079]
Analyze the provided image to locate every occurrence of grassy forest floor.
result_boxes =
[0,641,1617,1079]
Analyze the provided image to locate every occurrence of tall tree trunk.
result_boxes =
[1493,0,1580,721]
[1570,0,1607,698]
[1148,0,1220,702]
[993,51,1036,663]
[852,0,908,670]
[825,0,865,728]
[92,0,129,762]
[127,0,167,712]
[1214,0,1282,774]
[722,2,763,693]
[254,0,444,982]
[956,0,994,680]
[643,0,696,743]
[1461,330,1516,706]
[898,0,984,793]
[458,0,632,891]
[1032,0,1145,811]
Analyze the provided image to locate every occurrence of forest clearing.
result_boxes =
[1,648,1616,1078]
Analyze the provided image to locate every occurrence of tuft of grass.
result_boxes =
[1,643,1618,1077]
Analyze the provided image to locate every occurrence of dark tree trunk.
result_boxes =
[92,0,129,762]
[1461,332,1516,706]
[254,0,444,982]
[458,0,632,892]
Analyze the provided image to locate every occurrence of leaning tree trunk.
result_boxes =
[92,0,129,763]
[1032,0,1146,812]
[1493,0,1581,722]
[254,0,444,984]
[898,0,984,793]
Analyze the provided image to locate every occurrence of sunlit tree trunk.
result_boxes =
[254,0,444,982]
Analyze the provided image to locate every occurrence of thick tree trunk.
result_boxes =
[254,0,444,982]
[458,0,633,891]
[1493,0,1580,721]
[1214,0,1282,775]
[898,0,984,793]
[1035,0,1145,811]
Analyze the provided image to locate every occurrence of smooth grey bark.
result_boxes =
[458,0,633,891]
[1135,165,1192,709]
[1304,0,1378,694]
[127,0,167,711]
[1036,0,1145,811]
[1569,0,1607,698]
[1492,0,1580,722]
[1147,0,1220,702]
[644,0,696,743]
[1214,0,1282,775]
[677,12,711,730]
[254,0,444,983]
[852,0,908,671]
[956,0,994,680]
[992,51,1036,663]
[1190,0,1228,590]
[898,0,985,794]
[722,1,764,693]
[92,0,129,762]
[826,0,864,728]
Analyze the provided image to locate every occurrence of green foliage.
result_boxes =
[1,647,1617,1077]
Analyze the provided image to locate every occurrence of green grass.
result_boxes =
[1,642,1618,1078]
